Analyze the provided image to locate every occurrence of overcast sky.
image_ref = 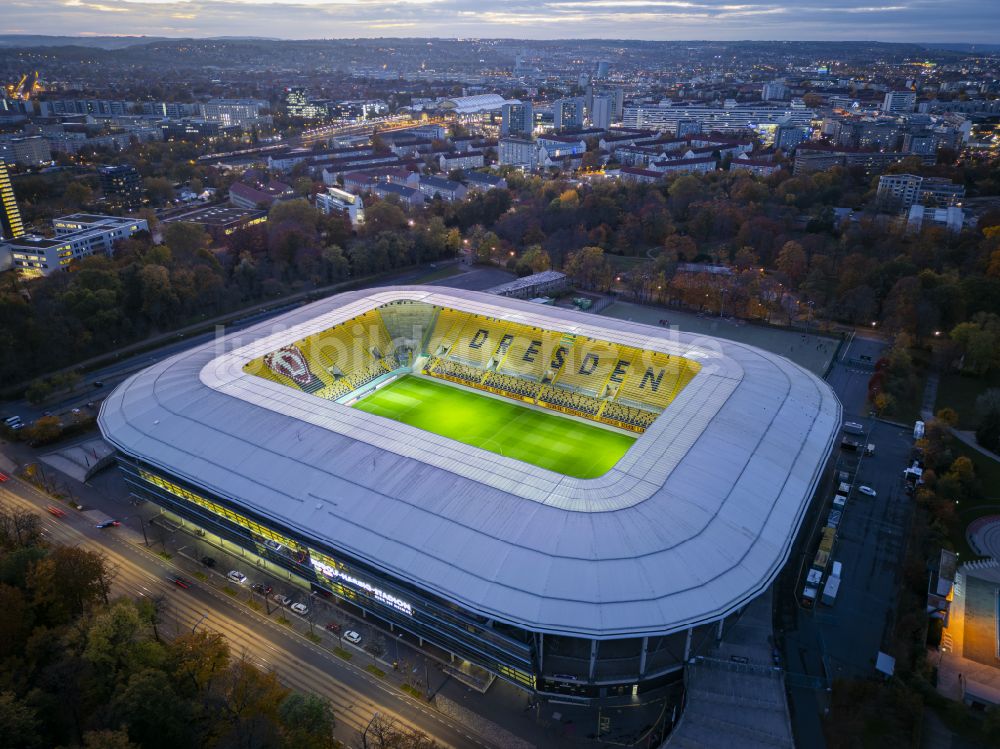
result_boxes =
[5,0,998,43]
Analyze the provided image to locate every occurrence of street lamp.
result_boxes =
[362,713,380,749]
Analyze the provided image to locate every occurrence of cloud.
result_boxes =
[6,0,997,41]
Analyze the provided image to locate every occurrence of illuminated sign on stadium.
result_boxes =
[312,559,414,616]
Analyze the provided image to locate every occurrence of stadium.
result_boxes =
[98,286,841,702]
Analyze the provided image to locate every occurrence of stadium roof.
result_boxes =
[437,94,510,114]
[99,287,841,639]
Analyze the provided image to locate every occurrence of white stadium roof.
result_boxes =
[99,287,841,639]
[438,94,512,114]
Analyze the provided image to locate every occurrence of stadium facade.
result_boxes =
[99,286,841,702]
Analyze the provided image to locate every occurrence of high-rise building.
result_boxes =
[498,138,538,170]
[99,164,143,210]
[595,60,611,79]
[553,97,585,131]
[285,88,327,119]
[761,82,790,101]
[0,160,25,240]
[881,90,917,115]
[501,101,534,137]
[589,95,613,130]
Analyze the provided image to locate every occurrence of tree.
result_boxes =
[0,691,42,749]
[775,241,807,285]
[364,200,408,236]
[27,546,113,624]
[24,379,53,404]
[564,246,612,290]
[167,630,230,698]
[64,181,94,208]
[143,177,175,206]
[112,668,194,749]
[950,313,1000,374]
[278,693,336,749]
[24,415,62,446]
[217,657,289,749]
[517,245,551,274]
[139,265,179,326]
[0,506,43,550]
[667,175,702,219]
[163,222,211,263]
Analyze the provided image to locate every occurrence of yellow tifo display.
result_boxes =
[242,309,397,400]
[242,304,700,434]
[421,307,700,433]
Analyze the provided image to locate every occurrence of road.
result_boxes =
[778,333,916,748]
[0,477,490,749]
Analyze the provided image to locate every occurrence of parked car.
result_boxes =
[273,594,292,607]
[324,622,342,634]
[95,519,120,528]
[858,485,877,497]
[343,630,362,644]
[227,570,248,584]
[290,602,309,616]
[201,556,217,568]
[251,583,273,596]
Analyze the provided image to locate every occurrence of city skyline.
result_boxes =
[4,0,999,43]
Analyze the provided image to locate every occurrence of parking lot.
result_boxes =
[775,334,920,747]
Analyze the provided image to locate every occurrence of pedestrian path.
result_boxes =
[665,587,794,749]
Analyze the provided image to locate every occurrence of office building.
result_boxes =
[99,164,144,210]
[499,137,538,170]
[553,97,585,131]
[0,136,51,166]
[623,105,814,134]
[0,160,25,240]
[501,101,534,137]
[316,187,365,228]
[881,91,917,115]
[2,213,148,277]
[590,95,613,130]
[161,205,267,241]
[200,99,270,129]
[762,82,790,101]
[38,99,130,117]
[775,125,808,151]
[285,88,327,120]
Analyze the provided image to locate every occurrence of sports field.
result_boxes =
[352,376,635,478]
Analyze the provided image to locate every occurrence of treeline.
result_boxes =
[0,198,461,389]
[0,505,339,749]
[5,155,1000,391]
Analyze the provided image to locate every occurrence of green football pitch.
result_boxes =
[352,376,635,479]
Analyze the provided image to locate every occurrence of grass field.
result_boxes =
[352,376,635,478]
